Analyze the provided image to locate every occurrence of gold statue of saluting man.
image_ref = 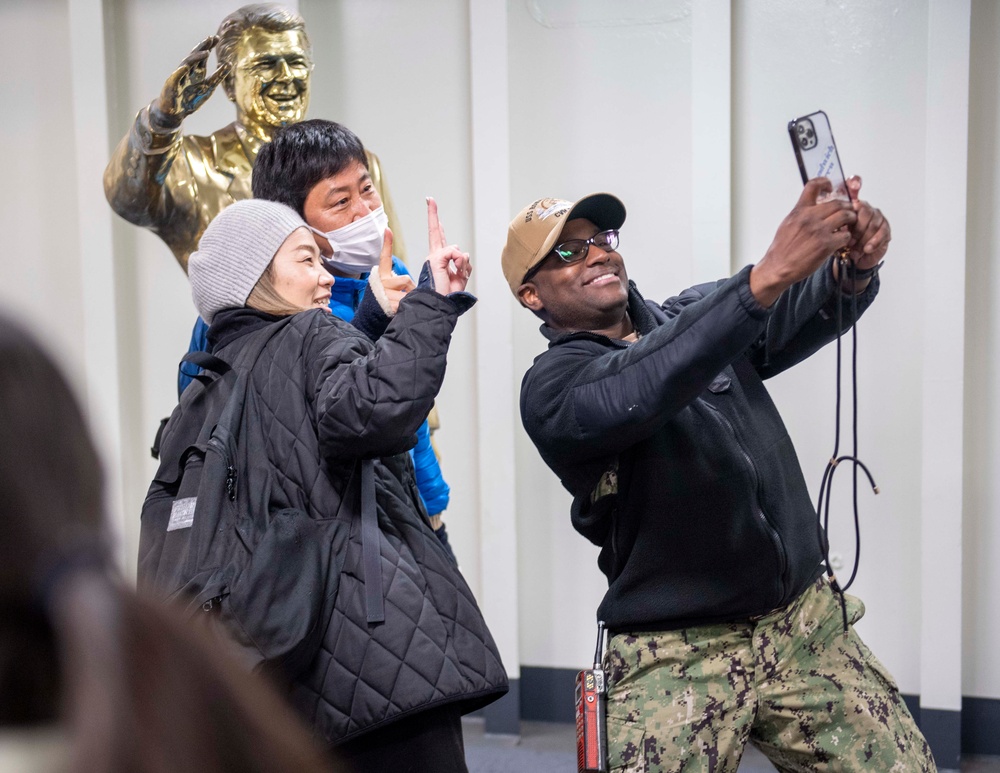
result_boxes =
[104,3,405,272]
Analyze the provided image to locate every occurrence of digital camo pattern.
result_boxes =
[603,578,935,772]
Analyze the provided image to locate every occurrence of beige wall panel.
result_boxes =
[0,0,86,380]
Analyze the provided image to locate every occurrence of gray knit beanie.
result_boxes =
[189,199,309,323]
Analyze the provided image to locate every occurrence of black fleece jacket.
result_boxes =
[520,261,879,633]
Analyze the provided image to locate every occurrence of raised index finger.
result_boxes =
[378,227,394,278]
[427,197,446,252]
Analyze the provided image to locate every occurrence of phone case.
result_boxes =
[788,110,851,200]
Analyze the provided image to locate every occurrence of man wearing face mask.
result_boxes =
[103,3,406,273]
[183,119,457,557]
[256,120,457,557]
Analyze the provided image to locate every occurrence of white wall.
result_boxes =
[0,0,86,383]
[0,0,126,559]
[732,0,932,694]
[104,0,273,576]
[300,0,483,595]
[509,0,696,670]
[963,0,1000,700]
[2,0,998,707]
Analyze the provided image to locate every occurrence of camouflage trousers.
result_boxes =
[604,577,935,772]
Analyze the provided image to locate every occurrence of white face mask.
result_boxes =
[310,207,389,274]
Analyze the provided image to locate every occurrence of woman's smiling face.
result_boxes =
[269,227,333,312]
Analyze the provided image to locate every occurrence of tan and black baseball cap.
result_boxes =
[500,193,627,295]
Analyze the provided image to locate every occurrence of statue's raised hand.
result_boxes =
[151,36,230,130]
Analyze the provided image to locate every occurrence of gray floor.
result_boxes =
[463,718,1000,773]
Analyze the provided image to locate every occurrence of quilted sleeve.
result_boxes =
[308,289,460,461]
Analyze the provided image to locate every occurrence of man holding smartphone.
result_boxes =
[504,178,934,772]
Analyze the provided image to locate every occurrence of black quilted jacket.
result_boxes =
[520,262,879,634]
[208,291,507,745]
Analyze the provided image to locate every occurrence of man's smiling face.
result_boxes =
[517,217,630,334]
[231,28,311,130]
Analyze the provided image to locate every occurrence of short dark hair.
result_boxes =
[252,120,369,216]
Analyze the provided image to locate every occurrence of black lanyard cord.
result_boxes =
[815,256,879,632]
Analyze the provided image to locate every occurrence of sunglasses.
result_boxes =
[523,229,620,283]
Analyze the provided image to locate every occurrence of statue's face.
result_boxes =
[231,27,311,130]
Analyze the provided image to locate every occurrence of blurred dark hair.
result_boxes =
[0,318,105,599]
[252,119,369,215]
[0,315,339,772]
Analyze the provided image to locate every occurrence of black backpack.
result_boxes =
[138,320,343,676]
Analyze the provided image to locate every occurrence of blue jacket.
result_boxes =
[180,257,450,516]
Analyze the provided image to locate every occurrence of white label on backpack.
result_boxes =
[167,497,197,531]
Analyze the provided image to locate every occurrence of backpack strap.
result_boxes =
[150,417,170,460]
[181,351,232,389]
[361,459,385,624]
[206,318,295,503]
[180,351,232,390]
[199,319,388,625]
[182,350,232,375]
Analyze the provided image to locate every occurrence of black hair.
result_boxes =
[252,119,369,216]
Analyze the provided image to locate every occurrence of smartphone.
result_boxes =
[788,110,852,201]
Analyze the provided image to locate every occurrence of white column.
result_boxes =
[469,0,520,734]
[692,0,731,280]
[920,0,970,717]
[67,0,127,565]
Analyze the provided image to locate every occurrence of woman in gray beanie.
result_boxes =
[164,198,507,771]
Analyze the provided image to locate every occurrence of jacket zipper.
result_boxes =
[609,508,620,577]
[703,401,787,604]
